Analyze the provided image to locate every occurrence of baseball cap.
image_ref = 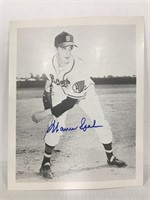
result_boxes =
[54,31,77,48]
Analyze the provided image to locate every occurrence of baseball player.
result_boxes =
[32,31,127,179]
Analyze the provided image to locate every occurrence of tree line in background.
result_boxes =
[17,73,136,88]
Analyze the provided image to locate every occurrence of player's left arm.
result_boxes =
[31,96,78,123]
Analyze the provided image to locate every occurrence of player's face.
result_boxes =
[57,45,73,64]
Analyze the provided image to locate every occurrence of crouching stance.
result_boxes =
[32,32,127,179]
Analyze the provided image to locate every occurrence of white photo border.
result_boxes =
[8,17,144,190]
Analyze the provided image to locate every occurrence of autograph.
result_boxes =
[46,117,103,133]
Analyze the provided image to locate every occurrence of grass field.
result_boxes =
[16,85,136,182]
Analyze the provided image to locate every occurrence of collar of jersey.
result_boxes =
[52,55,75,81]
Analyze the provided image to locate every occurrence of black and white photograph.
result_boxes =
[8,17,144,190]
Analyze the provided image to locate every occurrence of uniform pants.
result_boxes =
[45,85,113,146]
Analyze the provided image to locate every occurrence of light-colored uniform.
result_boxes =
[44,55,113,146]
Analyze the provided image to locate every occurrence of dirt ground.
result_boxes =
[16,85,136,182]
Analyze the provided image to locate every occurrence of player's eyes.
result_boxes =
[62,47,67,51]
[63,46,73,51]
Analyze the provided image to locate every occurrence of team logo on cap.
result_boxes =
[66,36,70,42]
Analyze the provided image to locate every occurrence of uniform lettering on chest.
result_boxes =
[49,74,70,87]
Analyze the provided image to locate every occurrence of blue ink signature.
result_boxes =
[79,117,103,132]
[46,121,78,133]
[46,117,103,133]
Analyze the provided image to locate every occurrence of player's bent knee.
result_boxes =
[99,132,113,144]
[97,121,113,144]
[45,133,60,146]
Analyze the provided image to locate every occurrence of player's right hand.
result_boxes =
[31,110,52,123]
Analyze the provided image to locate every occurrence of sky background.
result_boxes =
[17,25,136,78]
